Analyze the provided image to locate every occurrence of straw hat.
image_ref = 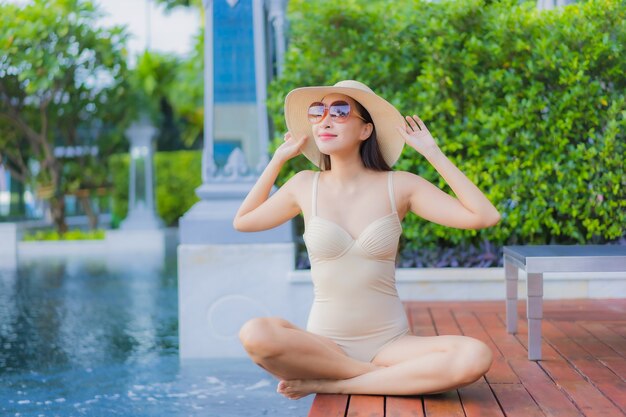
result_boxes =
[284,80,406,167]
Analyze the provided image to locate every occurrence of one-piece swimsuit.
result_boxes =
[303,170,410,362]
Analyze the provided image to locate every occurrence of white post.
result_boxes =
[120,116,163,230]
[268,0,287,75]
[253,0,270,170]
[201,0,217,182]
[0,223,17,270]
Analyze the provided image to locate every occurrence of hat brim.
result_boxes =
[284,85,406,168]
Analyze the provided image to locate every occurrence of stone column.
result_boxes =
[178,0,291,245]
[120,116,163,230]
[177,0,300,359]
[267,0,287,76]
[105,116,165,254]
[0,223,17,270]
[200,0,218,183]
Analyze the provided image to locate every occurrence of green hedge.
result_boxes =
[109,150,202,227]
[22,229,106,241]
[267,0,625,252]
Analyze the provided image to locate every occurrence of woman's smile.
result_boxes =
[318,133,338,141]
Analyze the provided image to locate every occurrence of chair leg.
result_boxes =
[505,256,519,333]
[527,272,544,360]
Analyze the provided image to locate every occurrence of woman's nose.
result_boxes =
[320,110,333,127]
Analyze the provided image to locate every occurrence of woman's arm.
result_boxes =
[233,132,309,232]
[396,115,501,230]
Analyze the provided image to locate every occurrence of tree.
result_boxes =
[0,0,134,233]
[130,49,204,151]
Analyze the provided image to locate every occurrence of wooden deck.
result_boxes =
[307,299,626,417]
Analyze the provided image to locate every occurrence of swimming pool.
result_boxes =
[0,250,313,416]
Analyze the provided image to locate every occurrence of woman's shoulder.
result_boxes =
[390,169,422,182]
[284,169,317,188]
[390,170,426,193]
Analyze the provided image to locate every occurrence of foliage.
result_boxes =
[127,43,204,151]
[23,228,105,241]
[150,0,204,151]
[109,150,202,227]
[167,29,205,148]
[268,0,626,257]
[0,0,134,233]
[154,0,203,12]
[129,50,200,151]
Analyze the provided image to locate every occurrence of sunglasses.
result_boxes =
[307,100,367,124]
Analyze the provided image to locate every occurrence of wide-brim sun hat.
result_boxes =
[284,80,406,168]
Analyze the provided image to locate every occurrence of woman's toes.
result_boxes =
[276,380,286,393]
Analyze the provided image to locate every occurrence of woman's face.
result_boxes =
[312,93,373,159]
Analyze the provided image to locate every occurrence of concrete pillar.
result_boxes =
[0,223,17,270]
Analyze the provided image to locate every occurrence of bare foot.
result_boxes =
[277,379,332,400]
[276,364,386,400]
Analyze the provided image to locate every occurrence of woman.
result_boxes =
[233,80,501,400]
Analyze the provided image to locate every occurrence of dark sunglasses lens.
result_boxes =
[308,102,325,122]
[329,101,350,120]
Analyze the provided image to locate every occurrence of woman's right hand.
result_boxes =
[273,132,307,163]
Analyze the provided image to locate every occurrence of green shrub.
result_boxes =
[109,150,202,227]
[23,229,106,241]
[268,0,625,253]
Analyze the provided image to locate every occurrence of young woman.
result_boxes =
[233,80,501,400]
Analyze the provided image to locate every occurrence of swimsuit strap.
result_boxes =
[312,171,321,216]
[387,171,397,213]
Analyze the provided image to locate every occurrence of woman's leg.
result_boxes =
[239,317,380,381]
[277,334,493,399]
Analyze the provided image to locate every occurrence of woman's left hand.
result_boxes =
[396,115,440,158]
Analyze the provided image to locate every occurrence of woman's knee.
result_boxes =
[238,317,286,359]
[453,339,493,385]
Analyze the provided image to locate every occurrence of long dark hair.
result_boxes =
[319,99,391,171]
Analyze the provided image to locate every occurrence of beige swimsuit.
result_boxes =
[303,170,411,363]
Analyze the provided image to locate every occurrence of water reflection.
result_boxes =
[0,248,313,416]
[0,253,176,374]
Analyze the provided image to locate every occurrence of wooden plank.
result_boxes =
[607,323,626,337]
[310,301,626,417]
[540,357,584,382]
[508,358,584,417]
[542,320,594,359]
[475,312,528,359]
[568,357,626,413]
[454,310,519,384]
[423,390,465,417]
[500,310,626,414]
[476,311,581,416]
[557,381,624,417]
[598,357,626,380]
[485,357,520,385]
[307,394,349,417]
[386,396,425,417]
[457,382,504,417]
[538,359,624,416]
[490,384,544,417]
[556,321,621,358]
[578,323,626,358]
[537,321,626,414]
[430,307,461,335]
[502,312,560,361]
[453,311,497,341]
[346,394,384,417]
[410,306,437,337]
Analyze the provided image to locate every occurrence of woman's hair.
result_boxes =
[319,99,392,172]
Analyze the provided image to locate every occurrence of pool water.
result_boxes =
[0,249,313,416]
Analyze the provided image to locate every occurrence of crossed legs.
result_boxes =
[239,317,493,400]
